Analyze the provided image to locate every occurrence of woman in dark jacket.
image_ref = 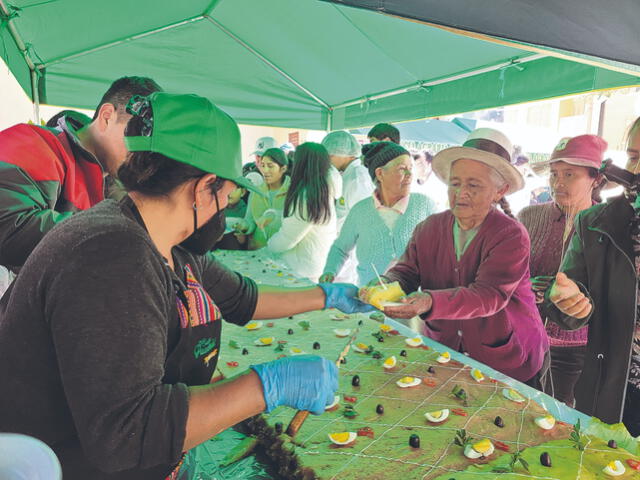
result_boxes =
[547,116,640,435]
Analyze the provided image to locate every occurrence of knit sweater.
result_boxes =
[518,202,588,347]
[323,193,435,285]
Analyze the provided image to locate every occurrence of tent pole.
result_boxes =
[0,0,40,119]
[204,16,330,111]
[326,109,333,132]
[332,54,544,111]
[30,69,40,123]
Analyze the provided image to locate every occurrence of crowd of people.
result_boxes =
[0,75,639,479]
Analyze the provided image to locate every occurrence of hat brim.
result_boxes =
[432,146,525,195]
[226,175,266,197]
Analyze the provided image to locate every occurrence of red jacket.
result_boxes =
[385,208,549,382]
[0,121,104,268]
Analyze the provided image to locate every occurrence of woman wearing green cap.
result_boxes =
[0,92,371,480]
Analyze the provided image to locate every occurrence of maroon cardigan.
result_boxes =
[385,208,549,382]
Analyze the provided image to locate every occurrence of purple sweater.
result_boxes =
[385,209,549,382]
[518,202,589,347]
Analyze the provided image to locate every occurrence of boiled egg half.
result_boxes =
[502,388,526,403]
[254,337,274,346]
[437,352,451,363]
[333,328,351,337]
[245,321,263,330]
[603,460,626,477]
[470,368,485,382]
[328,432,357,446]
[325,395,340,411]
[464,439,495,459]
[425,409,450,423]
[396,376,421,388]
[352,342,370,353]
[534,415,556,430]
[383,356,397,369]
[405,337,424,347]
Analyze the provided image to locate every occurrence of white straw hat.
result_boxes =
[432,128,524,195]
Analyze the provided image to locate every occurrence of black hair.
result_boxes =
[262,147,290,167]
[587,167,605,203]
[118,105,224,196]
[242,162,260,176]
[92,76,163,121]
[284,142,332,224]
[46,110,91,129]
[367,123,400,144]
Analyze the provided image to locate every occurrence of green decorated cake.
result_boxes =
[214,250,640,480]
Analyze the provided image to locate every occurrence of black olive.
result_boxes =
[409,434,420,448]
[377,336,384,342]
[376,404,384,414]
[262,269,266,273]
[242,348,249,355]
[400,350,407,357]
[288,316,294,320]
[540,452,552,467]
[287,328,294,335]
[608,439,618,449]
[352,375,360,387]
[313,341,321,350]
[340,357,347,365]
[274,422,283,434]
[358,320,363,325]
[427,366,435,374]
[494,416,504,428]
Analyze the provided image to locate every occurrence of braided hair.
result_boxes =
[498,197,515,219]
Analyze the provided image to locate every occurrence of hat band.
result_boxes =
[463,138,511,164]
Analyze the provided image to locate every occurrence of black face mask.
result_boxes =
[180,188,226,255]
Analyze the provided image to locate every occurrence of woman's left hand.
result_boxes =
[383,292,432,319]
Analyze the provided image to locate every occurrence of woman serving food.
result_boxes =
[0,93,370,479]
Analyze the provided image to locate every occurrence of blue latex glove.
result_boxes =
[318,282,376,313]
[251,355,338,414]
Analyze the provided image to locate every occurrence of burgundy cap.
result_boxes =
[549,134,607,169]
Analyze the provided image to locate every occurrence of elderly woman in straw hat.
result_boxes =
[380,128,549,385]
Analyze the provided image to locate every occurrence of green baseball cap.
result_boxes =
[124,92,263,196]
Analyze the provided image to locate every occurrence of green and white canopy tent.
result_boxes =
[1,0,639,130]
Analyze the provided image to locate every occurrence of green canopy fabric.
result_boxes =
[1,0,639,130]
